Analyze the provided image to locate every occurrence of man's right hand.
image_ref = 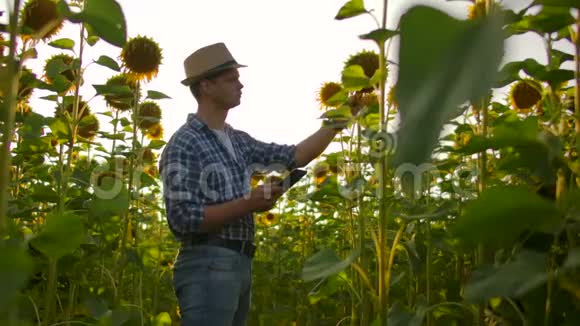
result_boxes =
[246,184,284,212]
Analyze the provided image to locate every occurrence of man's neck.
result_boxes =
[196,103,228,130]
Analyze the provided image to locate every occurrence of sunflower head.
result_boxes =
[20,0,64,41]
[138,101,162,130]
[120,35,163,82]
[95,170,123,189]
[77,114,99,139]
[510,79,542,111]
[467,1,487,20]
[262,212,278,226]
[144,165,159,177]
[43,54,79,93]
[141,148,156,163]
[104,74,139,111]
[313,162,329,186]
[145,123,163,140]
[18,67,36,101]
[318,82,343,109]
[59,99,91,120]
[345,50,380,79]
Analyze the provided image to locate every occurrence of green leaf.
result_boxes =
[49,117,71,141]
[30,185,59,203]
[359,28,399,44]
[86,35,100,46]
[453,187,561,249]
[30,212,86,259]
[0,246,33,310]
[81,0,127,47]
[335,0,367,20]
[146,90,171,100]
[148,140,166,150]
[93,84,132,97]
[563,248,580,270]
[40,95,59,101]
[95,55,120,71]
[464,251,548,303]
[342,65,370,91]
[89,176,130,218]
[533,0,580,8]
[393,6,504,166]
[17,113,45,139]
[302,248,360,281]
[551,49,574,68]
[508,6,575,34]
[48,38,75,50]
[154,312,172,326]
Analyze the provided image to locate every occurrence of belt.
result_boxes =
[182,235,256,259]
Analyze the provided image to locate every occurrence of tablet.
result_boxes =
[276,169,307,191]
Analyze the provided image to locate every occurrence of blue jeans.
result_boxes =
[173,244,252,326]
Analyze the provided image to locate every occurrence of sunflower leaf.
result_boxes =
[95,55,120,72]
[359,28,399,44]
[146,90,171,100]
[393,6,504,166]
[81,0,127,47]
[342,65,370,91]
[335,0,367,20]
[30,212,86,259]
[302,248,360,281]
[48,38,76,51]
[0,247,33,310]
[93,84,132,97]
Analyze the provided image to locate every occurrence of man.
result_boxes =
[159,43,343,325]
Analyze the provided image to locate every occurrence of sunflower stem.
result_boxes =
[0,0,22,238]
[377,0,390,324]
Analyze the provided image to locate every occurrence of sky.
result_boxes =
[2,0,559,150]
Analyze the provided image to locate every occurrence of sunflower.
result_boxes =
[17,67,36,101]
[348,92,378,116]
[77,114,99,139]
[43,54,79,94]
[317,82,343,109]
[95,170,123,189]
[20,0,64,41]
[262,212,278,226]
[58,99,91,120]
[141,148,156,163]
[137,101,162,130]
[120,35,163,82]
[143,165,159,177]
[467,1,486,20]
[509,79,542,111]
[313,162,329,186]
[144,123,163,140]
[103,74,139,111]
[345,50,380,79]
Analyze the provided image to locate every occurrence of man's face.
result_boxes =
[203,69,244,109]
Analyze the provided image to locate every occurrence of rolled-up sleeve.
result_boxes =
[159,143,205,237]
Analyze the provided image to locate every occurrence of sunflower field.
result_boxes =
[1,0,580,325]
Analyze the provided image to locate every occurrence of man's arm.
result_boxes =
[294,126,339,167]
[200,185,284,232]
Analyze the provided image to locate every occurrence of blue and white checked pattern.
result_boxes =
[159,113,296,241]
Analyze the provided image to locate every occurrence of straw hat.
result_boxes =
[181,43,246,86]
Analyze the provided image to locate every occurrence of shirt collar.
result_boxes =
[187,113,233,132]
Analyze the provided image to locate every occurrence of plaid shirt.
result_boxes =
[159,113,296,242]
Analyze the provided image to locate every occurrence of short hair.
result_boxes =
[188,69,233,100]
